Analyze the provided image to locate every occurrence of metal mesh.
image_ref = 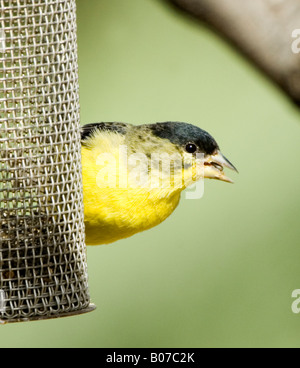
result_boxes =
[0,0,94,323]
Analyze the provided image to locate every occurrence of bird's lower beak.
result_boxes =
[204,151,238,184]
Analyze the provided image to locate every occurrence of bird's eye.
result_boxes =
[185,143,197,154]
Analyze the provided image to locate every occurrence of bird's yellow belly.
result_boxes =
[81,140,182,245]
[83,184,181,245]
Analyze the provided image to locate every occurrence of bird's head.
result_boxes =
[129,122,238,190]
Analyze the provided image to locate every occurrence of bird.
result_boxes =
[81,121,238,245]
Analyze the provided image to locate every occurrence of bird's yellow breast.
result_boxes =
[81,132,181,245]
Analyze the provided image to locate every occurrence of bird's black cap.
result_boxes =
[148,122,219,155]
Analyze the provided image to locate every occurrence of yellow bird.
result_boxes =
[81,122,237,245]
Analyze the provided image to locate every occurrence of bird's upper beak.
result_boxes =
[203,150,238,183]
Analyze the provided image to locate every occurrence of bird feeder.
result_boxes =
[0,0,95,323]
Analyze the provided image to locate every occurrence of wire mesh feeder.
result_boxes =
[0,0,95,323]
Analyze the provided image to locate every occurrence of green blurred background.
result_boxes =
[1,0,300,348]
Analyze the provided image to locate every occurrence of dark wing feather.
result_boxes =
[81,122,129,144]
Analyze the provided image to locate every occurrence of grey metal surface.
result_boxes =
[0,0,93,322]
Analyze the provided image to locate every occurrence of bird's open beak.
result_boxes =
[204,151,238,184]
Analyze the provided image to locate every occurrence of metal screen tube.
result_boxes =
[0,0,94,323]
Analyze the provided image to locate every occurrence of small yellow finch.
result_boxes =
[81,122,237,245]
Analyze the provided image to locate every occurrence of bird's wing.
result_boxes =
[81,122,129,144]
